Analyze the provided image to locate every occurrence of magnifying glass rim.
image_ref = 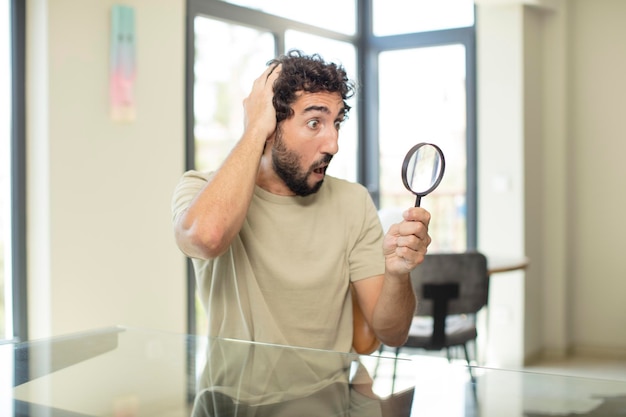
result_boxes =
[401,142,446,197]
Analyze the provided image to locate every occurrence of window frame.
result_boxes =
[184,0,476,334]
[9,0,28,342]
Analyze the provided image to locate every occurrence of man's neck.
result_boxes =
[256,161,294,196]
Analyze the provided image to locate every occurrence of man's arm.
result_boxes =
[352,207,431,347]
[173,65,281,259]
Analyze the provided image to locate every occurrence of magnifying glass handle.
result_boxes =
[414,195,421,207]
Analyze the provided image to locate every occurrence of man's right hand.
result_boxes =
[243,64,281,142]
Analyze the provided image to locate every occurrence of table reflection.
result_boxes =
[191,337,413,417]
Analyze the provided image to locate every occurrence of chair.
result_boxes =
[380,252,489,385]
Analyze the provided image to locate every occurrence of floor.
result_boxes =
[525,355,626,382]
[363,349,626,417]
[375,345,626,382]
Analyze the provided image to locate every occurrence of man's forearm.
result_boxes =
[372,272,416,347]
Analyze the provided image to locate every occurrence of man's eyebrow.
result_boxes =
[303,105,332,114]
[303,105,347,118]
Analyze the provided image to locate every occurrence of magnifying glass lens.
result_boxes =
[401,143,446,207]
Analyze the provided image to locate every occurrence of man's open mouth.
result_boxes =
[313,166,327,174]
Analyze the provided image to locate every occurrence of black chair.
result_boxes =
[379,252,489,386]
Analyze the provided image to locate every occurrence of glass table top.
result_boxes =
[2,326,626,416]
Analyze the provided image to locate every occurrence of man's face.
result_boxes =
[271,91,346,196]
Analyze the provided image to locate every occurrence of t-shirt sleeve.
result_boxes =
[349,186,385,282]
[171,170,212,224]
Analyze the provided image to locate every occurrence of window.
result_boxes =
[192,16,275,172]
[378,44,470,252]
[373,0,474,35]
[186,0,475,335]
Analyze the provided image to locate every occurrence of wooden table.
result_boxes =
[487,255,529,274]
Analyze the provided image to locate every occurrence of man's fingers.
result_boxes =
[265,63,281,84]
[402,207,431,227]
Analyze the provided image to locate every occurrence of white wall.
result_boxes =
[476,2,527,367]
[478,0,626,366]
[26,0,186,338]
[567,0,626,357]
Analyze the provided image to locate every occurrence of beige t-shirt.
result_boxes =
[172,171,385,352]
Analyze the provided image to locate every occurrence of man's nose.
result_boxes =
[322,127,339,155]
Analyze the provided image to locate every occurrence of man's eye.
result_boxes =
[334,120,343,130]
[307,120,320,129]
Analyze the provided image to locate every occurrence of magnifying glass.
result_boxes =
[401,142,446,207]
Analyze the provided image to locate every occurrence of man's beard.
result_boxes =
[272,128,332,197]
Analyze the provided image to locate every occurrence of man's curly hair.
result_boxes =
[267,50,356,124]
